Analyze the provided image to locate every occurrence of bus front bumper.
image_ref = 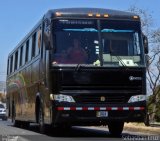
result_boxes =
[52,102,146,126]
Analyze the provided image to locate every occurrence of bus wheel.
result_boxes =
[13,116,20,127]
[12,103,19,127]
[108,121,124,137]
[38,106,45,134]
[21,121,30,129]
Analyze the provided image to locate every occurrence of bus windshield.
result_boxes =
[101,20,144,67]
[52,19,99,64]
[52,19,144,67]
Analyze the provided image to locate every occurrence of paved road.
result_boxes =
[0,120,159,141]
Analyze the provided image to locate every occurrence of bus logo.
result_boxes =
[129,76,142,81]
[100,96,106,102]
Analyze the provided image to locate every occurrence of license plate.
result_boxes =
[96,111,108,117]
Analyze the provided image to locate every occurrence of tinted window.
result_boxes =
[14,51,18,71]
[19,46,23,66]
[25,40,29,63]
[32,32,37,58]
[10,56,13,73]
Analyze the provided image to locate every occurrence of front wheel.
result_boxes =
[144,113,150,126]
[108,121,124,137]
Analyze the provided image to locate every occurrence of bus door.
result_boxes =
[39,20,52,123]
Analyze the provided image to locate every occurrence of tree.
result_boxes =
[0,92,6,103]
[147,30,160,122]
[128,6,160,123]
[148,86,160,122]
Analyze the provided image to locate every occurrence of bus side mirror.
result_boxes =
[43,32,52,50]
[44,32,55,51]
[143,35,149,54]
[145,54,150,68]
[45,42,51,50]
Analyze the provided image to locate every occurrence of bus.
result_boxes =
[6,8,148,136]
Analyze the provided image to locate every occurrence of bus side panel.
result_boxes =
[6,72,27,121]
[6,77,14,119]
[38,48,52,124]
[12,67,31,121]
[30,58,41,121]
[44,51,52,124]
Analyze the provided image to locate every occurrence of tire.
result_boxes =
[13,119,20,127]
[144,113,150,126]
[108,121,124,137]
[21,121,30,129]
[38,105,45,134]
[57,125,71,131]
[12,102,19,127]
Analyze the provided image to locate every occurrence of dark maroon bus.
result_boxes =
[6,8,148,136]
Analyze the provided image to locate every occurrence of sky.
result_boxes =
[0,0,160,81]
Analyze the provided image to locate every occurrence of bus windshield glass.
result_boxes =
[52,20,144,67]
[52,19,99,64]
[101,20,144,67]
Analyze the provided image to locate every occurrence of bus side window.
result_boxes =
[10,56,13,74]
[14,51,19,71]
[37,27,42,55]
[41,42,44,58]
[32,32,37,58]
[19,45,23,67]
[25,40,29,63]
[7,58,10,75]
[35,31,39,56]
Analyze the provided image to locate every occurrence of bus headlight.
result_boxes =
[128,95,146,103]
[53,94,75,103]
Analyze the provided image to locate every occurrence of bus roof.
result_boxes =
[46,8,139,20]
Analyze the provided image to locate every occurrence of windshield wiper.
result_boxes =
[109,49,126,67]
[75,64,82,72]
[115,55,126,67]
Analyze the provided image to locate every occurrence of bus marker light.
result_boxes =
[88,13,93,17]
[55,12,62,17]
[104,14,109,18]
[133,15,139,19]
[96,13,101,17]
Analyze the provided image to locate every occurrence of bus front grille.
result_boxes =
[60,85,142,104]
[75,94,130,104]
